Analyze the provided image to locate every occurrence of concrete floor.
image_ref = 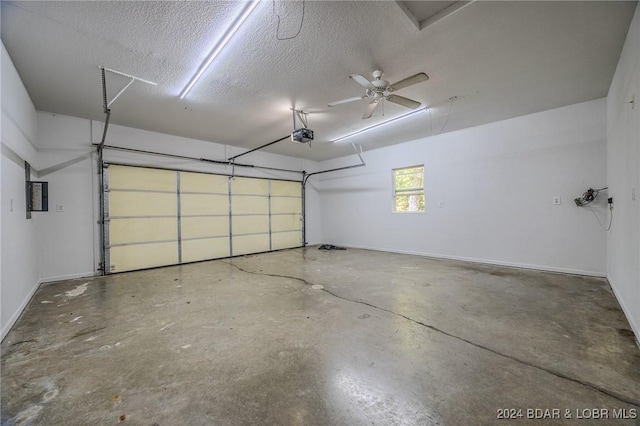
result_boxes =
[2,248,639,425]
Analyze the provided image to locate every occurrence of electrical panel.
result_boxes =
[27,181,49,212]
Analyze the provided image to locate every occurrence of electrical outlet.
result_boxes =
[553,196,561,205]
[56,204,64,212]
[438,201,445,208]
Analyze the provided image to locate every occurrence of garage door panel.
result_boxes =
[232,196,269,214]
[272,231,302,250]
[233,234,270,255]
[232,177,268,194]
[105,165,303,272]
[109,192,177,217]
[271,180,300,197]
[182,216,229,239]
[271,214,301,232]
[181,172,228,193]
[110,217,177,244]
[109,165,176,191]
[182,238,230,262]
[232,215,269,235]
[271,197,302,214]
[109,242,179,272]
[181,194,228,215]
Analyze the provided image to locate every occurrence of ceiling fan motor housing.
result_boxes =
[372,79,389,89]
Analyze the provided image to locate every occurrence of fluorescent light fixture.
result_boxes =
[333,107,429,143]
[179,0,261,99]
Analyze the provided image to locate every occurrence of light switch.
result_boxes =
[438,201,444,208]
[56,204,64,212]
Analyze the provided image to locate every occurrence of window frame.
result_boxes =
[392,165,425,213]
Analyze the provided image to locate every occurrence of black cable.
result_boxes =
[273,0,305,40]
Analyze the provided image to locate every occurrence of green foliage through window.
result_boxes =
[393,166,425,212]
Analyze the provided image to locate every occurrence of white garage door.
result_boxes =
[104,164,302,273]
[180,171,231,263]
[270,180,303,250]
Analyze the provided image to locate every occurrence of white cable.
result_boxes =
[429,107,435,134]
[588,205,613,231]
[429,97,455,136]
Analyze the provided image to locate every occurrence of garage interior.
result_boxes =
[1,1,640,424]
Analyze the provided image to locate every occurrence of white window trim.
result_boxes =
[392,165,425,213]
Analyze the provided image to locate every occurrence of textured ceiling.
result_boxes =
[1,1,636,161]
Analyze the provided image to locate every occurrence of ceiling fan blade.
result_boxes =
[388,73,429,91]
[362,100,379,119]
[387,95,421,109]
[350,74,375,89]
[328,95,366,107]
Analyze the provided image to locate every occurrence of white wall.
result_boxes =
[318,99,608,276]
[35,113,95,281]
[1,43,40,340]
[607,5,640,338]
[34,114,323,279]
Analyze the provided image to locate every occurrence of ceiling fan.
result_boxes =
[328,70,429,119]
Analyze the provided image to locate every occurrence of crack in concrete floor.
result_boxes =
[222,259,640,408]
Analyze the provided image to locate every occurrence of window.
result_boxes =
[393,165,425,212]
